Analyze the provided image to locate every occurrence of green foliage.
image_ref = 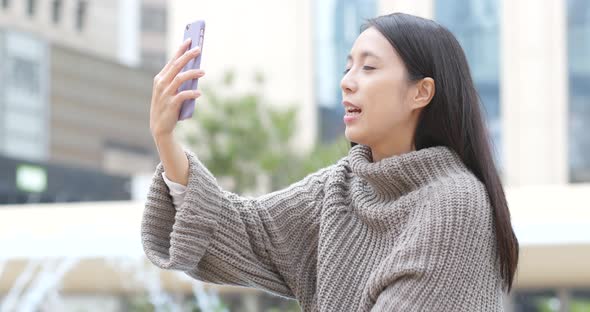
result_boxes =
[126,294,154,312]
[571,298,590,312]
[182,69,349,193]
[124,293,229,312]
[270,136,349,189]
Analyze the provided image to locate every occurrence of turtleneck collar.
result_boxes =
[348,144,468,200]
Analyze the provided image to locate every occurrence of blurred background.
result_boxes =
[0,0,589,311]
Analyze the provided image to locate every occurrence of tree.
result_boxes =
[176,69,349,194]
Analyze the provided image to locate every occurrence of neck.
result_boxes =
[370,142,415,162]
[348,144,467,200]
[369,123,417,162]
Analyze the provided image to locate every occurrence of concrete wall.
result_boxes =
[501,0,569,186]
[0,0,121,63]
[49,44,157,175]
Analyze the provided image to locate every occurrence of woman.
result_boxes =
[143,12,519,311]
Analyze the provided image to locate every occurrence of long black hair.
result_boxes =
[351,13,519,292]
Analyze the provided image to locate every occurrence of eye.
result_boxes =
[342,66,376,75]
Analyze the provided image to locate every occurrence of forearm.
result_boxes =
[142,145,335,298]
[153,134,189,186]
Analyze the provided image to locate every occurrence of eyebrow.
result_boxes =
[346,50,381,61]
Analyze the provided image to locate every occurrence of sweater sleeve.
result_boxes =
[141,147,333,299]
[365,184,504,311]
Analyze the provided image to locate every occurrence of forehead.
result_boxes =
[347,27,397,62]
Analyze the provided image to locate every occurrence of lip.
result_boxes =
[343,113,361,124]
[342,101,362,124]
[342,101,361,110]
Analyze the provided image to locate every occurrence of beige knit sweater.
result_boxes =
[141,144,504,311]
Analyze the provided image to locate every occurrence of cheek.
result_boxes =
[365,77,409,127]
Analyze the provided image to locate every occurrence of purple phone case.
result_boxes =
[178,20,205,120]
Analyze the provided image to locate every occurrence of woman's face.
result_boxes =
[340,27,418,151]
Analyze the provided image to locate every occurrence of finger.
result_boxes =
[173,90,202,108]
[167,69,206,95]
[160,38,192,75]
[162,45,201,83]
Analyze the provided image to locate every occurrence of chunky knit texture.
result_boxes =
[141,144,504,311]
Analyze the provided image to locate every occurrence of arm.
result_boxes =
[367,186,503,311]
[141,146,334,299]
[154,134,189,186]
[162,172,187,207]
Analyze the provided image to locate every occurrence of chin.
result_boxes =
[345,127,366,146]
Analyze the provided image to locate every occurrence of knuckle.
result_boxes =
[154,81,164,91]
[173,74,182,84]
[172,96,182,105]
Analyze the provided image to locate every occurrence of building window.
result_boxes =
[141,6,167,33]
[26,0,36,17]
[435,0,502,168]
[51,0,62,24]
[1,32,48,162]
[75,0,87,31]
[567,0,590,183]
[314,0,377,143]
[8,56,41,95]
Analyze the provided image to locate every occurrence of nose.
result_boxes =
[340,71,357,94]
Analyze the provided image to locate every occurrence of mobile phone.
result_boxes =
[178,20,205,120]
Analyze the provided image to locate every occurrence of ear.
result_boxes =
[411,77,435,109]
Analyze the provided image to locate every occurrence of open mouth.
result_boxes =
[345,107,362,116]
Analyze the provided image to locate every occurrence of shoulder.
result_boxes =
[268,157,348,198]
[402,174,496,254]
[424,171,493,226]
